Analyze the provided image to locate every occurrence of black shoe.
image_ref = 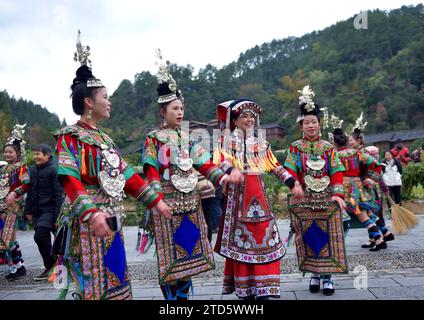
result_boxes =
[361,242,375,248]
[322,280,335,296]
[239,295,255,300]
[34,269,49,281]
[309,276,320,293]
[383,233,395,242]
[369,241,387,252]
[5,266,26,280]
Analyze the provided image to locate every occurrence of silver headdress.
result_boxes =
[296,85,321,123]
[321,107,330,130]
[330,114,344,130]
[6,124,27,162]
[352,112,368,133]
[298,85,316,112]
[73,30,103,88]
[155,49,182,104]
[73,30,91,68]
[155,49,175,86]
[328,113,344,143]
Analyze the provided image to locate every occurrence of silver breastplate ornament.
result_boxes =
[0,174,10,211]
[167,144,199,214]
[170,144,198,194]
[304,156,330,193]
[97,143,126,223]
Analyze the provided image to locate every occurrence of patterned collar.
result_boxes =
[76,120,99,131]
[303,135,320,142]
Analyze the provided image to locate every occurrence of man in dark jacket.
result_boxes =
[24,144,64,281]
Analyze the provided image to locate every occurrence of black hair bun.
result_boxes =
[72,65,95,89]
[299,102,321,117]
[333,128,344,135]
[353,128,362,135]
[157,82,171,96]
[76,65,93,79]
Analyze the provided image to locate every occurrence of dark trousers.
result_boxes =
[389,186,402,205]
[201,197,223,242]
[34,227,56,270]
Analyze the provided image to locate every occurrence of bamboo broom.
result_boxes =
[388,195,419,235]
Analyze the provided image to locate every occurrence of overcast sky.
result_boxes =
[0,0,422,124]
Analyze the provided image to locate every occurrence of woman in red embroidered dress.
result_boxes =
[347,116,394,249]
[214,99,303,300]
[333,124,389,251]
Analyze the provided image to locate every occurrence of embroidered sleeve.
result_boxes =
[144,165,163,195]
[142,136,164,196]
[142,136,160,171]
[359,150,382,182]
[56,135,82,180]
[13,165,30,196]
[56,134,97,222]
[192,142,226,187]
[197,162,227,187]
[60,175,98,223]
[329,149,345,176]
[124,173,162,209]
[119,155,162,208]
[283,145,300,181]
[329,149,345,198]
[269,147,295,188]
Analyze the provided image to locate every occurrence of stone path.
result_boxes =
[1,217,423,300]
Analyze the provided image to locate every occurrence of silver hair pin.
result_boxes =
[73,30,91,67]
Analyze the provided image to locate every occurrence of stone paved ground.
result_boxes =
[1,217,424,300]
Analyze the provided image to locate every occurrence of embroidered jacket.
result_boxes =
[143,128,227,195]
[337,146,382,181]
[54,121,162,223]
[284,137,345,198]
[214,132,292,264]
[0,162,29,197]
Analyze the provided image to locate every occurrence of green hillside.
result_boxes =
[106,4,424,147]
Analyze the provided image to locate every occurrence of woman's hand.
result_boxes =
[6,192,17,207]
[291,181,304,197]
[331,196,346,210]
[154,199,172,220]
[225,168,244,185]
[89,211,114,238]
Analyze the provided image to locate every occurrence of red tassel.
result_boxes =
[138,232,149,254]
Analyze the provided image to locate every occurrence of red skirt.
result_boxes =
[222,258,281,298]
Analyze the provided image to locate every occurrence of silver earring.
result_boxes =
[87,109,93,120]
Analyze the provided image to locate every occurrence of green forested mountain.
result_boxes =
[107,4,424,148]
[1,5,423,153]
[0,90,64,150]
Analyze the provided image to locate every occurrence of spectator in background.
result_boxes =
[382,150,403,205]
[391,139,411,167]
[212,186,224,232]
[24,144,64,281]
[411,143,424,163]
[195,170,222,242]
